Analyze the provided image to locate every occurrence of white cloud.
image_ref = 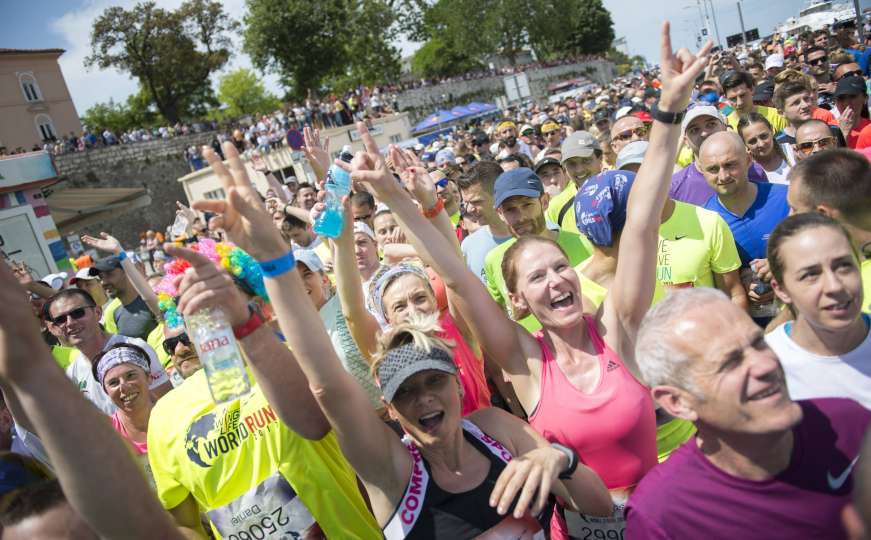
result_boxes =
[50,0,284,115]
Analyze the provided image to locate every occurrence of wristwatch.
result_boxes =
[550,443,578,479]
[651,103,685,125]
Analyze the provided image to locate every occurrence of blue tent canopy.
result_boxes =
[413,110,462,132]
[450,105,475,118]
[467,102,497,113]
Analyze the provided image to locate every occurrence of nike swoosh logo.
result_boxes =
[674,235,687,240]
[827,455,860,491]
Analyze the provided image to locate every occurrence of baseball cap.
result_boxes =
[574,170,637,247]
[39,272,68,290]
[435,148,456,167]
[643,87,660,99]
[616,141,649,170]
[421,152,435,162]
[560,131,600,162]
[493,167,544,208]
[534,156,561,174]
[93,256,123,273]
[594,108,611,124]
[615,106,632,120]
[681,104,726,137]
[69,267,99,285]
[353,221,376,241]
[519,124,534,135]
[764,54,784,71]
[376,343,457,403]
[413,143,424,152]
[835,76,867,97]
[294,249,324,273]
[541,121,561,134]
[753,80,775,103]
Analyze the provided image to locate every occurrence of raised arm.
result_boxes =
[192,141,407,492]
[341,125,537,385]
[604,24,712,348]
[81,233,162,321]
[0,261,184,540]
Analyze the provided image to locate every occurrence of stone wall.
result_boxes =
[398,59,615,121]
[52,132,215,247]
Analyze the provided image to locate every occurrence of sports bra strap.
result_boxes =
[461,419,514,464]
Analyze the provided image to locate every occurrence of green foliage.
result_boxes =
[217,68,281,119]
[243,0,400,99]
[410,37,482,78]
[81,86,165,133]
[86,0,238,123]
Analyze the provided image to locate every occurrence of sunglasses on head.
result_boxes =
[49,306,91,325]
[837,70,863,81]
[163,332,191,355]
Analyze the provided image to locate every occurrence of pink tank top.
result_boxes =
[111,412,148,455]
[438,312,491,415]
[529,316,656,487]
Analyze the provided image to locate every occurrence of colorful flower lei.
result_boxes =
[154,238,268,328]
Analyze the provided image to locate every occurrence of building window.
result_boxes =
[34,114,56,142]
[389,134,402,144]
[203,188,226,200]
[19,73,42,102]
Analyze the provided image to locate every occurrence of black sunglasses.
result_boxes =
[837,70,863,81]
[807,56,828,66]
[49,307,90,325]
[163,332,191,355]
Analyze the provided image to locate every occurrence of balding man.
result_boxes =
[670,105,768,206]
[625,288,871,540]
[701,132,789,324]
[794,119,841,162]
[609,114,649,156]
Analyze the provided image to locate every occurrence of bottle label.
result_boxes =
[200,334,232,354]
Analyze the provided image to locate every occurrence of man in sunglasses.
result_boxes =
[804,47,836,103]
[793,120,841,162]
[787,149,871,313]
[609,114,649,157]
[43,289,171,415]
[834,61,866,83]
[774,79,847,163]
[162,325,202,380]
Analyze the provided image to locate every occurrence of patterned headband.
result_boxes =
[366,263,433,330]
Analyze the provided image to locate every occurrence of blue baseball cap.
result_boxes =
[574,170,636,247]
[493,167,544,208]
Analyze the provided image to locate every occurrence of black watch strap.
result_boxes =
[551,443,578,479]
[651,103,685,125]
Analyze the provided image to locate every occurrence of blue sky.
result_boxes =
[4,0,871,115]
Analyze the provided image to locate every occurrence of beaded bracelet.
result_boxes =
[258,250,296,278]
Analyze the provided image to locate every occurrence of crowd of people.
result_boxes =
[2,20,871,540]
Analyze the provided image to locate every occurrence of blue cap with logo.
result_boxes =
[574,170,636,247]
[493,167,544,208]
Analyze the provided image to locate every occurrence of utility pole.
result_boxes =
[854,0,865,46]
[706,0,723,48]
[696,0,711,44]
[737,1,747,45]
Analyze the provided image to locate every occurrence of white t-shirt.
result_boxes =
[766,319,871,409]
[764,158,792,185]
[65,334,169,416]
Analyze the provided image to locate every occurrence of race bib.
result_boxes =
[207,472,324,540]
[474,514,546,539]
[564,492,627,540]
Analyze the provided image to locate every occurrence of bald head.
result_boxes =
[699,131,746,160]
[698,132,752,195]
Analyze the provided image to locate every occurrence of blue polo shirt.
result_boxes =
[703,183,789,267]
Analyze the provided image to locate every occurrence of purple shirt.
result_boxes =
[625,398,870,540]
[670,161,768,206]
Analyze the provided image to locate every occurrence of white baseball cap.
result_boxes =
[764,54,784,71]
[681,105,727,137]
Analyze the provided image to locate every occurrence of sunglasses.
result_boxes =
[837,70,863,81]
[49,306,91,325]
[163,332,191,355]
[795,136,835,155]
[613,126,648,142]
[807,56,828,66]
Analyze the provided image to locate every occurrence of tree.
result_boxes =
[86,0,238,123]
[410,37,482,78]
[243,0,401,98]
[81,86,164,133]
[217,68,281,118]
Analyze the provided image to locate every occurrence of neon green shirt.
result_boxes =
[653,201,741,302]
[101,297,123,334]
[862,259,871,314]
[483,230,593,332]
[147,370,380,539]
[727,105,788,133]
[544,182,579,232]
[574,259,609,310]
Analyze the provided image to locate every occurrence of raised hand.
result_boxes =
[0,260,47,381]
[489,446,569,519]
[657,21,713,111]
[196,142,288,261]
[164,244,249,326]
[303,126,331,183]
[81,232,123,255]
[10,261,34,287]
[338,122,403,201]
[391,146,438,210]
[176,200,197,223]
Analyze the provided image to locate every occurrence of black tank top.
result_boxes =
[383,420,551,539]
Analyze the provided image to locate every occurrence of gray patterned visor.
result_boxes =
[376,343,457,403]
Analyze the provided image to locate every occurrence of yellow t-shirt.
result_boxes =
[483,230,593,332]
[653,201,741,302]
[574,259,609,310]
[147,323,171,369]
[51,345,77,370]
[862,259,871,314]
[675,144,694,168]
[101,297,123,334]
[545,182,579,232]
[147,370,379,539]
[727,105,789,133]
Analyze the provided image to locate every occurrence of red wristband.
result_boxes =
[232,308,264,340]
[422,197,445,219]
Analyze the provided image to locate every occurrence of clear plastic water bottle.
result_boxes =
[328,164,351,196]
[186,307,251,404]
[313,184,344,238]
